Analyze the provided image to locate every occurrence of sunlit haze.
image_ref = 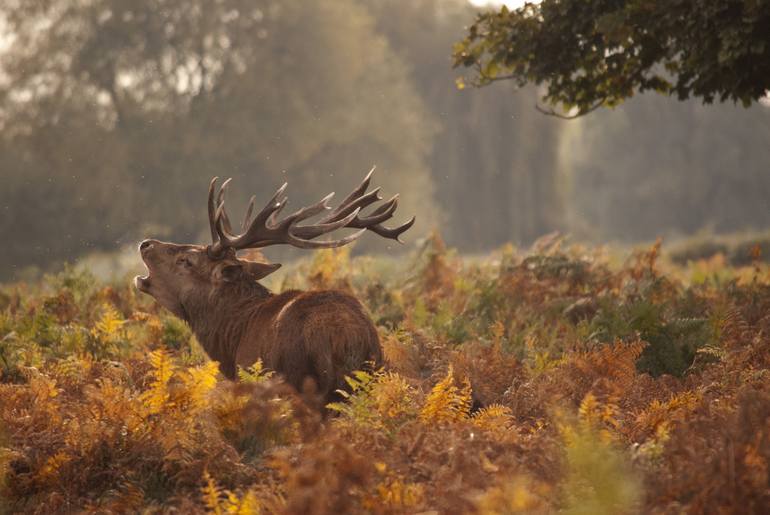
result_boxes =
[468,0,531,8]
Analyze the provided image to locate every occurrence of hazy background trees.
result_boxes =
[561,95,770,241]
[0,0,437,276]
[1,0,769,279]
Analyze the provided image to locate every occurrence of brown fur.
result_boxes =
[135,240,382,404]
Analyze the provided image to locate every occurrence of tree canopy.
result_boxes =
[453,0,770,117]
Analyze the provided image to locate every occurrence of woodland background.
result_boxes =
[1,0,770,280]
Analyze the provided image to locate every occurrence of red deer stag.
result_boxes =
[135,169,413,404]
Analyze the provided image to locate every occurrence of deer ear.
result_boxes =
[243,261,282,280]
[218,261,281,282]
[219,263,245,282]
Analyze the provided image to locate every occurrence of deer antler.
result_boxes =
[207,168,415,258]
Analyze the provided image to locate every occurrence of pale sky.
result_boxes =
[468,0,531,8]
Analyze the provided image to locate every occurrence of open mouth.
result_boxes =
[134,274,151,293]
[134,260,152,293]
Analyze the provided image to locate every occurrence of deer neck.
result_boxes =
[181,280,272,378]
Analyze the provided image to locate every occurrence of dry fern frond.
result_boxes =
[576,392,620,442]
[475,474,552,514]
[308,247,352,291]
[420,366,471,424]
[140,349,175,414]
[92,303,126,342]
[365,476,424,511]
[201,471,262,514]
[329,370,419,433]
[180,360,220,411]
[472,404,515,437]
[633,390,701,439]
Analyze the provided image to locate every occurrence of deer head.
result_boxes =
[135,168,414,317]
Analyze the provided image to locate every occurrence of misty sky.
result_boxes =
[468,0,531,8]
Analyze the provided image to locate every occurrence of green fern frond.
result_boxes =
[237,360,274,384]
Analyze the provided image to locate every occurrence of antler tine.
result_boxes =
[266,183,289,212]
[254,183,288,225]
[267,197,288,226]
[291,195,392,240]
[322,187,382,224]
[291,205,362,237]
[213,203,229,242]
[286,227,367,249]
[204,168,414,256]
[210,202,238,258]
[350,194,399,226]
[248,206,367,250]
[207,177,220,244]
[368,216,415,243]
[289,169,382,240]
[242,195,256,231]
[257,191,331,236]
[292,190,405,242]
[272,192,335,230]
[337,192,413,243]
[317,167,379,222]
[217,178,234,234]
[334,166,375,209]
[216,188,333,249]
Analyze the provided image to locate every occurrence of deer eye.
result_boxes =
[176,257,193,268]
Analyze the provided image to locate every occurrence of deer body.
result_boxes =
[186,282,381,396]
[136,169,409,404]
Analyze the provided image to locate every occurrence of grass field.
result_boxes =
[1,234,769,514]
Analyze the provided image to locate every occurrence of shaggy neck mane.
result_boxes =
[182,278,272,377]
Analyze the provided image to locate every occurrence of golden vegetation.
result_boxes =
[1,236,769,513]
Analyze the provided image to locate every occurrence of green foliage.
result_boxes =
[160,315,192,351]
[589,297,713,377]
[454,0,770,117]
[236,361,274,385]
[328,369,419,435]
[560,412,642,515]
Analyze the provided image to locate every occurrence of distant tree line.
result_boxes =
[1,0,769,278]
